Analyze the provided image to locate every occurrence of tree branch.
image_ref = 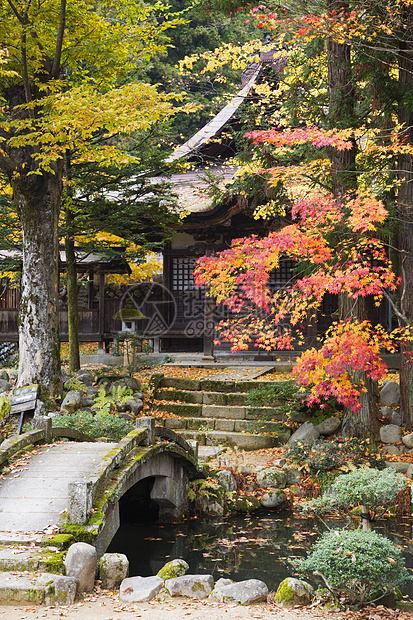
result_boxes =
[50,0,66,78]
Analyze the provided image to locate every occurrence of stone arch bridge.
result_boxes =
[0,417,200,556]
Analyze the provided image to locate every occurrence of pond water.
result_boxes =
[107,505,413,596]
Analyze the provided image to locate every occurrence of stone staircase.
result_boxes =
[151,375,291,451]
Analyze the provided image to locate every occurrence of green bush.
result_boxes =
[54,410,134,441]
[247,380,304,422]
[296,529,411,606]
[286,437,385,473]
[301,467,407,520]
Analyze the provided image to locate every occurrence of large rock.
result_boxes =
[60,390,83,415]
[215,469,237,492]
[126,398,143,415]
[380,424,403,444]
[315,417,341,436]
[260,489,287,509]
[157,559,189,580]
[209,578,235,599]
[210,579,268,605]
[288,421,320,446]
[164,574,214,599]
[76,370,94,386]
[403,432,413,449]
[380,381,401,407]
[0,370,9,381]
[120,576,163,603]
[98,553,129,590]
[256,467,286,489]
[282,466,301,485]
[273,577,313,608]
[227,495,260,513]
[37,573,78,606]
[64,542,97,592]
[0,379,11,393]
[112,377,141,393]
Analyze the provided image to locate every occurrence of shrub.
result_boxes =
[91,384,133,414]
[301,467,407,520]
[286,437,385,473]
[54,410,133,441]
[296,529,411,606]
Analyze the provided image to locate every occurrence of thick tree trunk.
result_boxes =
[398,5,413,429]
[327,3,378,438]
[64,209,80,373]
[14,171,62,404]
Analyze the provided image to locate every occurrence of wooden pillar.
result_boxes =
[202,246,215,361]
[98,271,105,353]
[88,269,94,310]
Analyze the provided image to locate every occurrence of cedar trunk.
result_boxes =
[14,172,62,403]
[398,4,413,429]
[327,2,378,438]
[64,209,80,372]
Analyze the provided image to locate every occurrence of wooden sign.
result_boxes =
[10,385,38,415]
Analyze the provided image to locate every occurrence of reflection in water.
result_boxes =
[107,506,413,595]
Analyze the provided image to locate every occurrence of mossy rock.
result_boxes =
[157,558,189,580]
[227,495,260,513]
[273,578,313,608]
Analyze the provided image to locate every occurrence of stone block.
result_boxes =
[273,577,313,608]
[165,418,187,430]
[380,424,403,444]
[164,574,214,599]
[211,579,268,604]
[187,418,214,430]
[257,467,287,489]
[234,420,250,432]
[37,573,77,606]
[203,392,227,406]
[214,419,235,432]
[315,417,341,436]
[202,405,245,419]
[288,421,319,446]
[98,553,129,590]
[161,378,201,391]
[120,575,163,603]
[227,393,247,405]
[402,432,413,449]
[60,390,82,415]
[260,489,287,509]
[380,381,401,407]
[200,379,235,393]
[157,559,189,580]
[64,542,97,593]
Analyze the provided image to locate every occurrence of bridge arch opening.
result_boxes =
[118,476,159,524]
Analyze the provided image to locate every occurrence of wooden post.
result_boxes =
[98,271,105,353]
[202,246,215,361]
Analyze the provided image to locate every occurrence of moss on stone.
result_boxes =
[273,578,313,608]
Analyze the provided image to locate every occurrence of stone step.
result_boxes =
[0,548,64,573]
[160,377,285,393]
[161,416,282,434]
[179,430,277,451]
[0,571,76,605]
[151,402,202,417]
[155,388,248,406]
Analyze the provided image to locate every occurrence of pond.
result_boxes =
[107,508,413,597]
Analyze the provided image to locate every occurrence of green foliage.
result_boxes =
[91,385,133,414]
[301,467,407,520]
[65,379,88,393]
[54,411,133,442]
[246,380,304,423]
[296,529,411,606]
[0,395,10,424]
[286,438,386,473]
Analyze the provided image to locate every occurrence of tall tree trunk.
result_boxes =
[398,4,413,429]
[13,171,62,404]
[64,208,80,373]
[327,0,378,438]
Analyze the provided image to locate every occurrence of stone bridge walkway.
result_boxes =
[0,442,116,534]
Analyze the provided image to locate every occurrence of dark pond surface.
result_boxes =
[107,508,413,596]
